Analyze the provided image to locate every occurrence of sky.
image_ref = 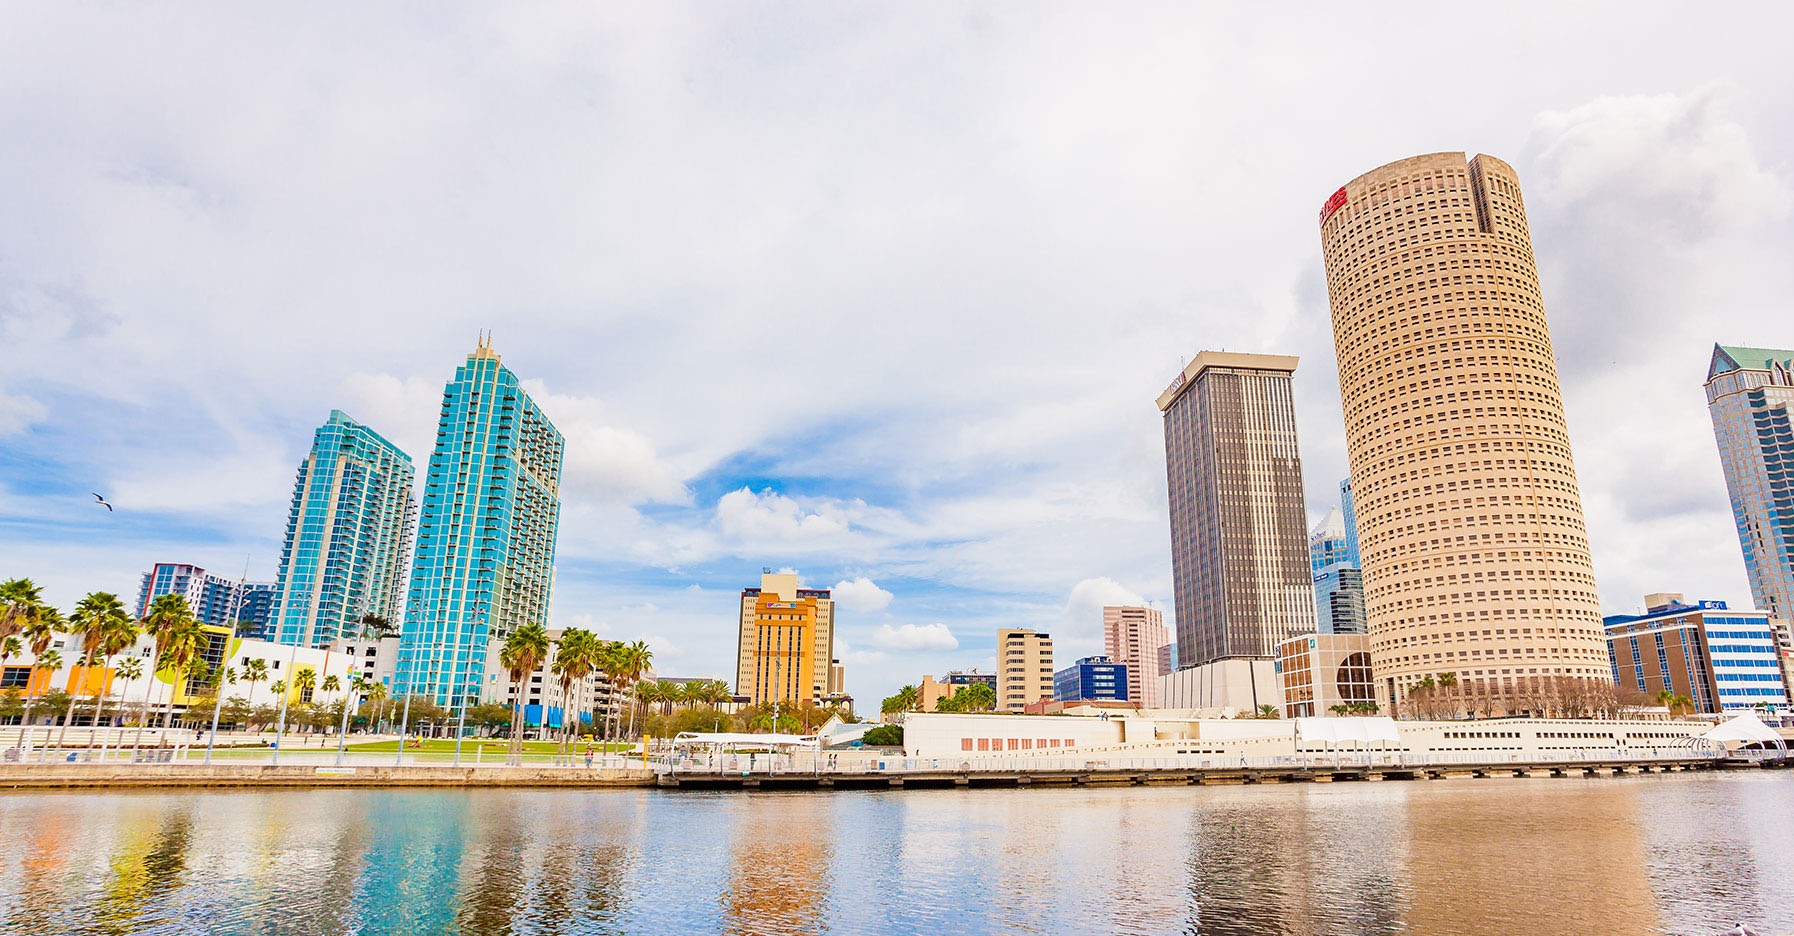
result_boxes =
[2,3,1792,707]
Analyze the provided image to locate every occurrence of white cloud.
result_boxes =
[0,391,46,435]
[871,622,958,652]
[831,576,893,613]
[1061,577,1146,634]
[524,383,690,505]
[715,488,852,543]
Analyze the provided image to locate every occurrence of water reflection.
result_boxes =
[0,775,1787,935]
[721,798,832,936]
[1402,781,1658,933]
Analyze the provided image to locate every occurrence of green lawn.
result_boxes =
[340,738,636,755]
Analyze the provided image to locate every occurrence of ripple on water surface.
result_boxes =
[0,773,1789,935]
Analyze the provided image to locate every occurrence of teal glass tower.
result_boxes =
[271,411,417,647]
[397,339,565,708]
[1706,344,1794,619]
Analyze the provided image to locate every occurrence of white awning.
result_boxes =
[671,732,819,747]
[1700,712,1785,746]
[1296,716,1401,745]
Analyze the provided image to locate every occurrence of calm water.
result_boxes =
[0,773,1789,935]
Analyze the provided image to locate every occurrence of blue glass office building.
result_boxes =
[1310,488,1365,635]
[1706,345,1794,620]
[270,411,417,647]
[1605,598,1788,714]
[1054,655,1129,703]
[397,341,564,708]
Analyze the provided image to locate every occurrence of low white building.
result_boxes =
[1156,659,1280,711]
[901,710,1709,762]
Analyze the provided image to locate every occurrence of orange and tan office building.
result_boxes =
[997,628,1055,712]
[735,572,835,706]
[1103,605,1169,708]
[1275,632,1375,719]
[1318,152,1610,713]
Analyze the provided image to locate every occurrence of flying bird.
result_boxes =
[92,493,113,512]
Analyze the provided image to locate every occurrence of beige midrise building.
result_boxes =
[735,572,835,706]
[1318,152,1611,713]
[997,628,1054,712]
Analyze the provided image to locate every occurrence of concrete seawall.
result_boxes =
[0,764,657,790]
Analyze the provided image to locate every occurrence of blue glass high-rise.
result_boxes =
[270,411,417,647]
[1310,480,1365,635]
[1706,345,1794,620]
[397,340,564,709]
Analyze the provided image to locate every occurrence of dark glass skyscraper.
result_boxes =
[397,340,564,708]
[1157,352,1315,668]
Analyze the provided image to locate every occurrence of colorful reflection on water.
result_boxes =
[0,772,1789,935]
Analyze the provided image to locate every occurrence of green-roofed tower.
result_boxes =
[1706,343,1794,620]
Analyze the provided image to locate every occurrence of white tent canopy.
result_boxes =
[1699,713,1786,750]
[670,732,818,748]
[1296,716,1402,746]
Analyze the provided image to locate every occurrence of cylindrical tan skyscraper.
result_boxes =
[1318,152,1609,715]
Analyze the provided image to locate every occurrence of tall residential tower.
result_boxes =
[1705,345,1794,619]
[1318,152,1609,713]
[270,411,416,647]
[396,340,565,708]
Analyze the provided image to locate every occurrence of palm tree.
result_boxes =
[21,648,60,753]
[17,602,63,752]
[614,640,653,741]
[0,578,50,647]
[240,658,270,713]
[136,594,198,752]
[107,656,144,756]
[896,684,920,713]
[335,676,365,762]
[648,679,672,716]
[57,592,133,756]
[84,599,140,758]
[700,680,732,708]
[321,674,341,738]
[0,635,21,686]
[592,640,622,740]
[364,681,389,732]
[549,629,598,761]
[500,622,550,762]
[279,666,318,745]
[199,664,235,759]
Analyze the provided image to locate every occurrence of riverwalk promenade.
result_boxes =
[0,747,1782,790]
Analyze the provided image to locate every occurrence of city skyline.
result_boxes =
[2,8,1792,707]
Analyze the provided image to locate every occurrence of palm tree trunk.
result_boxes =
[132,677,158,758]
[53,672,81,758]
[18,692,36,755]
[104,676,132,762]
[91,660,113,761]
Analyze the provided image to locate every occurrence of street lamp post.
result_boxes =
[203,664,232,765]
[453,692,469,766]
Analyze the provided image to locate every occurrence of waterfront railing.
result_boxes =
[656,747,1734,777]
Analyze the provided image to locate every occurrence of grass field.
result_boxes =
[340,738,636,755]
